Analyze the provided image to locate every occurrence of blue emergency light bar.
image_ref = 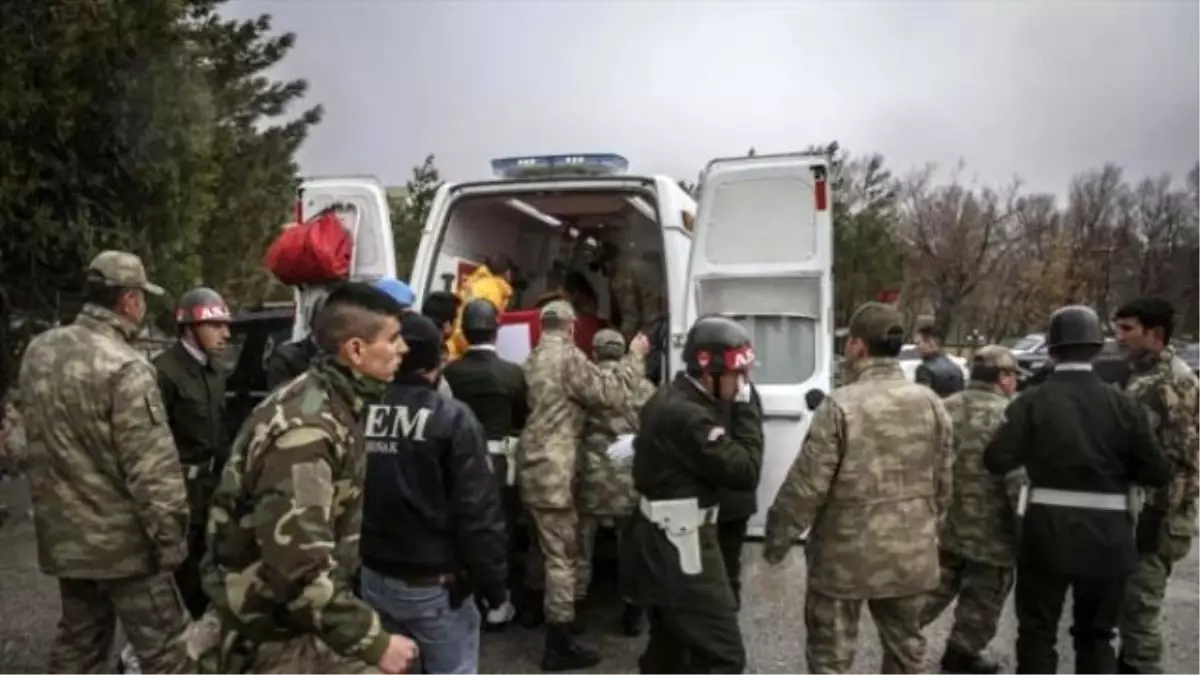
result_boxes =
[490,154,630,180]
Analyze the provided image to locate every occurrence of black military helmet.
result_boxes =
[683,314,755,375]
[462,298,500,333]
[175,287,232,326]
[1047,304,1103,348]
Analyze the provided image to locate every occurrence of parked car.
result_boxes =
[1017,337,1129,391]
[1006,332,1047,357]
[897,343,970,382]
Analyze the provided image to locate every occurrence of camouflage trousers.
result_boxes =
[1119,533,1193,673]
[920,549,1015,656]
[525,507,580,624]
[51,571,191,674]
[575,514,630,600]
[805,589,927,674]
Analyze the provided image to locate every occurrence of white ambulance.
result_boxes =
[292,152,835,537]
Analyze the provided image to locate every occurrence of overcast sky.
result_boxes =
[226,0,1198,196]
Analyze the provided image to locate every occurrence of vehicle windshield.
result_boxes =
[1011,335,1042,351]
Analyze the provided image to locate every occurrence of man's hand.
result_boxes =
[378,634,419,674]
[762,544,789,566]
[157,542,188,571]
[629,333,651,356]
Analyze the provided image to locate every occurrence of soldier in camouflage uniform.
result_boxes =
[763,301,954,674]
[519,300,650,671]
[598,242,663,343]
[574,329,658,636]
[920,345,1028,674]
[200,282,418,674]
[1112,298,1200,674]
[16,251,192,673]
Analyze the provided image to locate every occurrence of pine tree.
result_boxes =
[391,154,443,279]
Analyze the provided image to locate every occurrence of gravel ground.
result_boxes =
[1,476,1196,673]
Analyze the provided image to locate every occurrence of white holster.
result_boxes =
[486,437,519,487]
[1016,483,1030,517]
[638,497,718,576]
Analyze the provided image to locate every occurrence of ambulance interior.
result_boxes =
[425,188,666,320]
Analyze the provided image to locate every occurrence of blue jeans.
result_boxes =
[360,567,481,674]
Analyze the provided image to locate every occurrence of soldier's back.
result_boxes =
[808,367,948,598]
[521,335,587,457]
[941,386,1018,566]
[19,308,181,578]
[577,363,655,516]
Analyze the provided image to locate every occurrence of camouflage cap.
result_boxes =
[593,328,625,350]
[86,251,164,296]
[847,301,904,342]
[972,344,1027,375]
[540,299,576,322]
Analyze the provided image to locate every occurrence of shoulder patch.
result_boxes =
[299,385,328,415]
[707,426,727,443]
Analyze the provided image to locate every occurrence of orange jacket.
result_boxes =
[448,265,513,360]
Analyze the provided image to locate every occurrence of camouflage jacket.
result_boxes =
[576,362,658,516]
[941,382,1024,567]
[202,357,389,667]
[1126,347,1200,537]
[17,304,189,579]
[518,332,646,509]
[764,357,954,599]
[610,255,663,340]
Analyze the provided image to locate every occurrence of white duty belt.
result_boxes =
[486,437,519,487]
[1027,488,1130,512]
[638,497,719,576]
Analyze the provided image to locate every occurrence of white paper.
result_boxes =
[495,323,533,364]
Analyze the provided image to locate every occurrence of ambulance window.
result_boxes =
[729,315,818,385]
[696,276,823,385]
[705,177,816,265]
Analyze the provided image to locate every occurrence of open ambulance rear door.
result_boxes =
[290,176,396,340]
[682,152,835,538]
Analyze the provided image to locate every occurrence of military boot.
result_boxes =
[618,601,644,636]
[940,647,1000,674]
[519,590,545,629]
[541,622,601,672]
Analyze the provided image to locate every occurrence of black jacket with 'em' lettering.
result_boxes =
[359,372,508,605]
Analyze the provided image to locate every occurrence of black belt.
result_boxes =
[397,573,454,587]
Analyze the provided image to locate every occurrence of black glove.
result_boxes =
[1136,507,1166,554]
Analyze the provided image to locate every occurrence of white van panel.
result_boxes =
[291,176,396,340]
[685,152,834,538]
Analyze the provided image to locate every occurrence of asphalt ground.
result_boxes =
[1,476,1196,673]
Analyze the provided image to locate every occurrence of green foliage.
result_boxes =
[803,141,905,326]
[186,1,322,307]
[389,154,443,280]
[0,0,319,319]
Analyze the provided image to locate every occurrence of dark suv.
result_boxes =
[1017,340,1200,394]
[224,303,296,439]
